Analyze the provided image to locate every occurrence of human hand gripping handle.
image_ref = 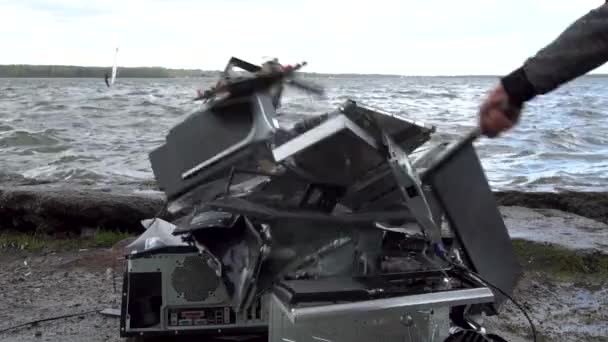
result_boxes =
[451,84,522,150]
[479,84,522,138]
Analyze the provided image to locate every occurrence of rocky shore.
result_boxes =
[495,190,608,225]
[0,180,607,341]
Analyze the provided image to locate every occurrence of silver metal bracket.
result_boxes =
[382,132,444,253]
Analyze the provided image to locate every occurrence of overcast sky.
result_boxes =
[1,0,606,75]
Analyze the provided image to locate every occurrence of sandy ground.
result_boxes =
[1,206,607,342]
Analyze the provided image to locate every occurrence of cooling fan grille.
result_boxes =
[171,254,220,302]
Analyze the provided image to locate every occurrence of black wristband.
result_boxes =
[500,67,537,108]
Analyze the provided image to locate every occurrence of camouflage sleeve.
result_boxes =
[501,3,608,106]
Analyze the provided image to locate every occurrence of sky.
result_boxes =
[0,0,607,75]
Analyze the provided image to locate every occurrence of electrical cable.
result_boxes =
[443,257,537,342]
[0,309,100,334]
[144,201,169,231]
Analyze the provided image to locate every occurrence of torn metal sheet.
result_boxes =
[125,218,187,254]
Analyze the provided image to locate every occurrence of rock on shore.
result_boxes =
[495,190,608,225]
[0,184,165,234]
[1,181,608,237]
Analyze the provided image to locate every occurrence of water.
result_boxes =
[0,76,607,192]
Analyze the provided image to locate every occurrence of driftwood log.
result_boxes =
[0,177,607,235]
[0,184,166,234]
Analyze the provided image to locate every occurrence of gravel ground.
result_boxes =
[1,206,607,342]
[0,248,125,342]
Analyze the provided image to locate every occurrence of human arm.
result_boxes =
[480,3,608,137]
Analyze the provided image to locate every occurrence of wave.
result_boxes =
[0,124,13,132]
[570,108,604,118]
[50,154,99,164]
[396,90,422,96]
[127,90,151,96]
[140,100,157,106]
[0,129,65,147]
[23,167,108,183]
[79,105,106,111]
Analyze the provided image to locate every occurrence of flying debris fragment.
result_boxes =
[120,57,522,342]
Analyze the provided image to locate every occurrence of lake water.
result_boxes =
[1,76,607,192]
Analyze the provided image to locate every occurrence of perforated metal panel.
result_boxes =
[171,255,219,302]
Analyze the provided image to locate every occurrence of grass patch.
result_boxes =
[94,230,134,248]
[512,239,608,280]
[0,229,135,252]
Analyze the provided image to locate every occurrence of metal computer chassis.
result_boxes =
[268,274,495,342]
[120,246,267,338]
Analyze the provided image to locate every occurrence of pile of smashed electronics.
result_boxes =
[119,57,523,341]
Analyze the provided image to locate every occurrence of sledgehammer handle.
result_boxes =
[419,127,481,183]
[445,127,481,158]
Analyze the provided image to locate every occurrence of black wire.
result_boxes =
[224,166,237,196]
[469,269,537,342]
[143,201,169,231]
[0,309,100,334]
[447,260,537,342]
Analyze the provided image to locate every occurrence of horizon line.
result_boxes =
[2,63,608,78]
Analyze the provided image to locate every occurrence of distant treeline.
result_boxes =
[2,64,607,78]
[0,65,218,78]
